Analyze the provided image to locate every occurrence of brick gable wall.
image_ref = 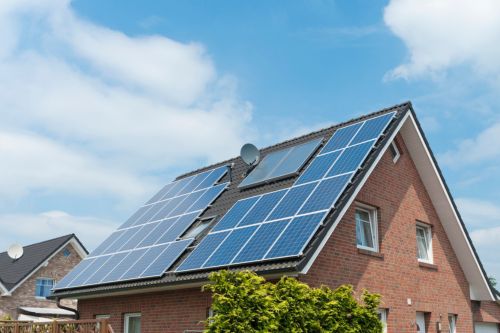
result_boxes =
[0,243,82,318]
[300,134,474,332]
[77,134,500,333]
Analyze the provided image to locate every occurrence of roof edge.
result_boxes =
[404,109,495,301]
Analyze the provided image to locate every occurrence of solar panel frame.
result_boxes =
[175,231,230,272]
[232,219,290,264]
[119,245,168,281]
[265,211,327,259]
[266,182,318,221]
[140,239,193,278]
[237,189,287,227]
[203,226,258,268]
[238,138,323,189]
[211,196,260,232]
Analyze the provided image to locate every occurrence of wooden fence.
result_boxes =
[0,319,113,333]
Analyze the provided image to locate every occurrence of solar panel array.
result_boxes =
[177,112,396,272]
[55,166,229,289]
[238,138,323,188]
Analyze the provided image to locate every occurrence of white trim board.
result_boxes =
[300,110,494,301]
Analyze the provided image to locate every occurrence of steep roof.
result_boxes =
[0,234,87,292]
[51,102,496,301]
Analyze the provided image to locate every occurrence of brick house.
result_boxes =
[0,234,87,320]
[52,102,500,333]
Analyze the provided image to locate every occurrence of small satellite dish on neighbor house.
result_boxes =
[7,244,24,260]
[240,143,260,166]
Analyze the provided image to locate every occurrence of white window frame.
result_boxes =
[35,277,55,299]
[448,314,456,333]
[355,203,379,252]
[390,141,400,163]
[124,313,141,333]
[378,309,388,333]
[416,223,433,264]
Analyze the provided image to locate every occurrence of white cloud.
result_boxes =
[440,122,500,166]
[0,210,119,251]
[457,197,500,279]
[0,131,151,201]
[384,0,500,79]
[0,0,254,203]
[456,198,500,229]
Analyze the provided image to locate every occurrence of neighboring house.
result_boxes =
[52,102,500,333]
[0,234,87,321]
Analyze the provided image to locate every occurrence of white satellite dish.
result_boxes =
[7,244,23,260]
[240,143,260,166]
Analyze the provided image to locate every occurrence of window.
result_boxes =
[183,218,214,239]
[35,278,54,298]
[378,309,388,333]
[355,205,378,251]
[416,223,433,263]
[448,314,457,333]
[124,313,141,333]
[63,248,71,257]
[389,141,400,163]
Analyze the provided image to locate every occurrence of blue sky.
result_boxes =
[0,0,499,281]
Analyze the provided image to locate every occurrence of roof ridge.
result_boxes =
[176,101,411,179]
[0,233,74,255]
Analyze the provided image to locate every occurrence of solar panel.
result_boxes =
[266,182,317,220]
[204,226,257,268]
[55,165,229,290]
[238,138,323,189]
[233,219,289,264]
[237,189,286,227]
[176,232,230,271]
[211,196,260,232]
[176,112,396,273]
[265,212,326,259]
[141,239,193,277]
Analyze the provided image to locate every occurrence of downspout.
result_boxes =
[56,297,80,320]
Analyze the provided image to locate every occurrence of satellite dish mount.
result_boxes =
[7,244,24,260]
[240,143,260,166]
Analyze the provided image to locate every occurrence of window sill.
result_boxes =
[357,248,384,259]
[418,261,438,270]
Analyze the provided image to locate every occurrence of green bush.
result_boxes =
[203,270,383,333]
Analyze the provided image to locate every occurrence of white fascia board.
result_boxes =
[0,281,9,296]
[400,114,494,301]
[300,111,410,275]
[8,237,86,295]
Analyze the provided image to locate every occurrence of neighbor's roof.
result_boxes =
[51,101,496,301]
[0,234,87,292]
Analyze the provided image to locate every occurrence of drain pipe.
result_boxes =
[56,298,80,320]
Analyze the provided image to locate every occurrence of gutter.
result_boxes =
[56,298,79,319]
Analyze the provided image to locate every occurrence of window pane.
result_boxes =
[416,227,429,260]
[356,209,375,249]
[127,316,141,333]
[362,221,374,248]
[448,315,456,333]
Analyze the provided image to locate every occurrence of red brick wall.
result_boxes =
[78,135,500,333]
[300,135,473,332]
[473,301,500,324]
[78,288,211,333]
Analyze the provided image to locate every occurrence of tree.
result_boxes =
[203,270,383,333]
[489,276,497,288]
